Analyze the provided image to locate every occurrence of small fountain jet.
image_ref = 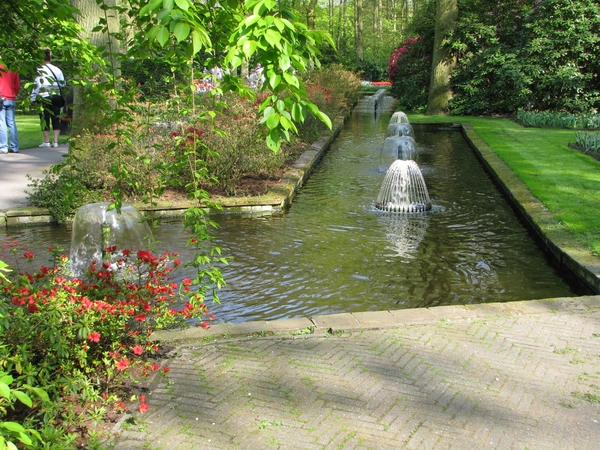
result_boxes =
[376,160,431,213]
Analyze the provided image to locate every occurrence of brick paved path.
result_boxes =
[112,297,600,449]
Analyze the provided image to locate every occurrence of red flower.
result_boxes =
[139,402,149,413]
[182,278,192,286]
[137,250,153,262]
[133,345,143,355]
[116,358,131,371]
[88,332,101,343]
[24,252,35,259]
[139,395,146,403]
[152,363,159,372]
[162,366,170,374]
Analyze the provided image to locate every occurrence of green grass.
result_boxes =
[15,114,70,150]
[409,114,600,255]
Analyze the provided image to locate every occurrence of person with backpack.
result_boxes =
[30,49,65,148]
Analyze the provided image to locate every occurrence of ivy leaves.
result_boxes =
[225,0,334,150]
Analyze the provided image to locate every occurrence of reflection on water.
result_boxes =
[0,104,585,324]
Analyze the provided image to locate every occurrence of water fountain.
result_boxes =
[389,111,410,124]
[69,202,153,276]
[385,122,414,138]
[379,135,419,170]
[376,111,430,213]
[375,159,432,213]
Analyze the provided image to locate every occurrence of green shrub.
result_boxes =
[388,36,433,113]
[27,170,103,224]
[516,110,600,129]
[298,64,362,143]
[576,131,600,153]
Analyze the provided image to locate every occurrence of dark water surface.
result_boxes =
[1,103,582,323]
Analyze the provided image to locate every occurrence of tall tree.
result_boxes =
[426,0,457,115]
[355,0,364,60]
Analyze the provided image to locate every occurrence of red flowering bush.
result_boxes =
[388,36,422,79]
[388,35,433,112]
[0,247,214,447]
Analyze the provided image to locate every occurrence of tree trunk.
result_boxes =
[307,0,319,30]
[355,0,364,61]
[70,0,122,130]
[329,0,334,34]
[426,0,457,115]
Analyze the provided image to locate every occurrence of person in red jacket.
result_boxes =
[0,62,21,153]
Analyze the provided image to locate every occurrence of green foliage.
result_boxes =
[354,59,388,82]
[177,94,288,196]
[516,110,600,129]
[576,132,600,153]
[295,65,362,142]
[0,371,48,449]
[448,47,531,115]
[387,0,435,112]
[223,0,335,151]
[520,0,600,112]
[26,170,103,224]
[446,0,600,115]
[388,36,433,113]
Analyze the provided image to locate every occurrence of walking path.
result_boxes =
[113,297,600,449]
[0,144,68,211]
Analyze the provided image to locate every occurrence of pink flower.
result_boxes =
[133,345,143,355]
[88,332,101,343]
[116,358,130,371]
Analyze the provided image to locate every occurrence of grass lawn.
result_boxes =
[409,114,600,255]
[15,114,70,150]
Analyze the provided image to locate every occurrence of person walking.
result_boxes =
[0,62,21,154]
[30,49,65,148]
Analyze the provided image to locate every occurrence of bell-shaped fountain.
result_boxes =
[379,135,419,171]
[397,136,418,161]
[375,159,432,213]
[69,202,153,276]
[389,111,410,124]
[385,122,414,138]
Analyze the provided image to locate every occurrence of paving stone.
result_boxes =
[108,298,600,449]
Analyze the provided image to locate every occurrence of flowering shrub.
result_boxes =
[299,65,362,142]
[388,37,422,80]
[388,35,433,112]
[0,246,215,447]
[171,93,288,196]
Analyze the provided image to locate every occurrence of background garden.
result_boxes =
[1,0,599,448]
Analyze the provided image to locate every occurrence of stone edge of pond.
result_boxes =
[459,122,600,293]
[0,117,347,228]
[150,295,600,345]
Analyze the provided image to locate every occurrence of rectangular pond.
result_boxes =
[0,107,588,324]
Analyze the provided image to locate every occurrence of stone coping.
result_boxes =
[2,118,599,295]
[151,295,600,344]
